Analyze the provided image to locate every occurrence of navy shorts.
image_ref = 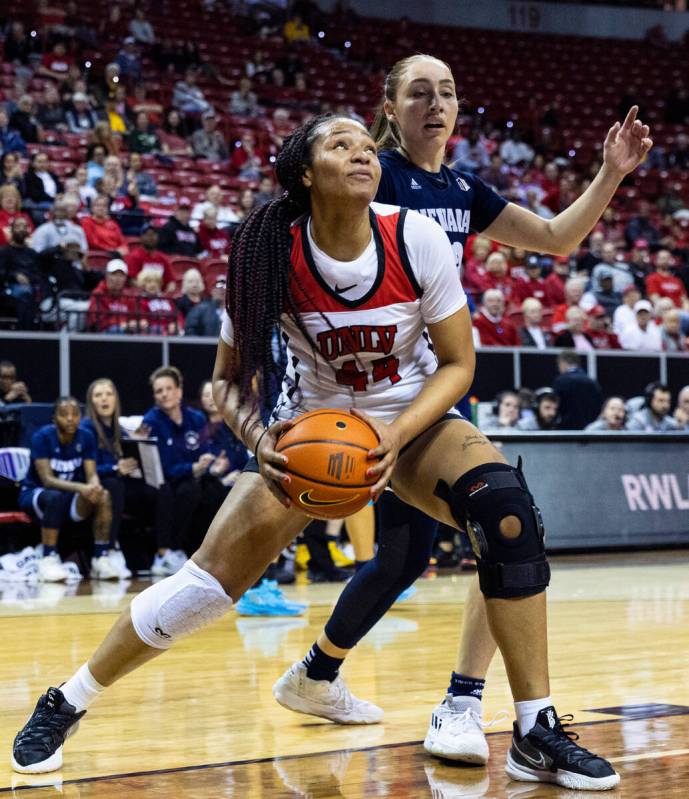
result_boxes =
[18,488,87,528]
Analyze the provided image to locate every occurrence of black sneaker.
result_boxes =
[506,706,620,790]
[433,546,460,569]
[307,566,351,583]
[265,562,296,585]
[12,687,85,774]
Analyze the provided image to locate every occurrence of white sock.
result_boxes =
[514,696,552,737]
[61,663,105,713]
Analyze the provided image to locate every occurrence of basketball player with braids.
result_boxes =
[272,55,652,782]
[13,109,640,789]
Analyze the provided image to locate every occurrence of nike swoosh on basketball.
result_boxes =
[299,490,354,507]
[513,741,547,769]
[334,283,357,293]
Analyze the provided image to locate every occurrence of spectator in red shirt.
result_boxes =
[38,41,74,81]
[197,209,231,258]
[86,259,135,333]
[539,161,561,213]
[513,254,555,307]
[81,196,128,257]
[480,251,514,305]
[126,225,175,292]
[473,289,519,346]
[585,305,620,350]
[543,256,570,306]
[134,268,183,335]
[462,235,492,297]
[0,185,34,243]
[645,248,689,310]
[229,132,265,179]
[551,276,587,334]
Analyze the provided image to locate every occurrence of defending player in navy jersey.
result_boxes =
[273,54,652,787]
[376,148,506,276]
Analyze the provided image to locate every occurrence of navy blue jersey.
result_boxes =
[375,149,507,275]
[200,419,249,471]
[22,424,97,491]
[80,418,127,478]
[142,405,210,483]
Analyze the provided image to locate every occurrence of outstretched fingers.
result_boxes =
[620,105,638,131]
[604,121,621,147]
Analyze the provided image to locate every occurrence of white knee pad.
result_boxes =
[130,559,233,649]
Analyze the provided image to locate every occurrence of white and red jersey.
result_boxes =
[221,203,466,423]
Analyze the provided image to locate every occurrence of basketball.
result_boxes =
[275,409,380,519]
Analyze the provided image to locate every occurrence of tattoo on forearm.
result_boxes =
[462,434,489,451]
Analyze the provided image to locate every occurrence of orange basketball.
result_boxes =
[275,409,380,519]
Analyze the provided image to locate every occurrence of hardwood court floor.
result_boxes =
[1,551,688,797]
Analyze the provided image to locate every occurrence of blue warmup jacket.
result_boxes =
[142,405,209,483]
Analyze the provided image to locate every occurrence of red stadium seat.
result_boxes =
[85,250,113,271]
[169,256,202,280]
[0,512,31,525]
[508,311,524,327]
[200,258,228,289]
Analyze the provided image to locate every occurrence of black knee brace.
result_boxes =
[434,459,550,599]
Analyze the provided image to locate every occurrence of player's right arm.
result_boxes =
[212,329,293,507]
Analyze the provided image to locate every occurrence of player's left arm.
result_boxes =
[483,106,653,256]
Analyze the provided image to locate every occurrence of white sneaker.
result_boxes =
[424,695,489,764]
[62,562,83,583]
[171,549,188,567]
[151,551,183,576]
[0,547,38,583]
[108,549,132,579]
[272,662,384,724]
[37,554,68,583]
[90,554,120,580]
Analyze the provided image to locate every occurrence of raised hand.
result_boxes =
[604,106,653,177]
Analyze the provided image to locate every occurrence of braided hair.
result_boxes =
[226,113,342,415]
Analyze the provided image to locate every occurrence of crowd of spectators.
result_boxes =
[0,5,689,350]
[481,351,689,433]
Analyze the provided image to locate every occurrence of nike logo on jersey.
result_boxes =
[418,208,471,234]
[410,178,421,189]
[299,490,355,508]
[334,283,357,293]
